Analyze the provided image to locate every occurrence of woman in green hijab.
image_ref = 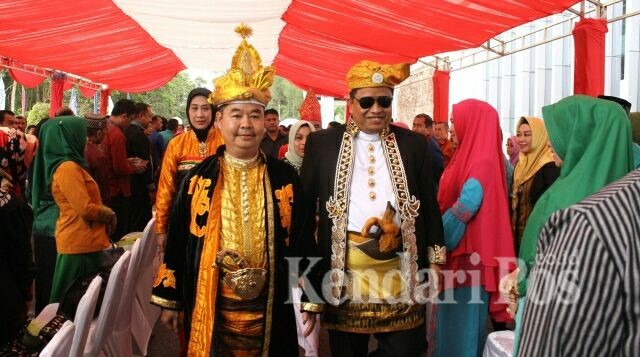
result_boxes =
[32,116,116,303]
[509,95,634,353]
[629,112,640,168]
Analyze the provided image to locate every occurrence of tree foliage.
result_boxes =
[268,76,304,119]
[63,88,95,116]
[334,106,345,122]
[2,70,307,123]
[111,72,195,119]
[26,102,50,126]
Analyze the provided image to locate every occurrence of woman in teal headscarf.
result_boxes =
[32,116,116,303]
[630,112,640,168]
[508,95,634,353]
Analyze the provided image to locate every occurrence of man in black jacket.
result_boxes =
[125,102,154,232]
[299,60,446,357]
[151,24,301,356]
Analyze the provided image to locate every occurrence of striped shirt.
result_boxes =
[518,169,640,356]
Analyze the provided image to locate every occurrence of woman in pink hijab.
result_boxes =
[435,99,516,357]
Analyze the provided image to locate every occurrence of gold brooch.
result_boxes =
[371,72,384,84]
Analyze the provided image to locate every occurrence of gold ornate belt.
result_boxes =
[216,249,267,300]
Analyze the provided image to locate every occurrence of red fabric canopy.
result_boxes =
[276,0,580,97]
[49,74,66,117]
[273,25,413,97]
[100,89,111,115]
[8,68,46,88]
[80,86,98,99]
[0,0,185,93]
[572,18,608,97]
[1,0,580,97]
[432,70,451,122]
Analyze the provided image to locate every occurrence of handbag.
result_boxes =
[101,239,125,270]
[57,271,109,320]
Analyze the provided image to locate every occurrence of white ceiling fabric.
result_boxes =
[113,0,291,72]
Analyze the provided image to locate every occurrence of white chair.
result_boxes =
[84,250,131,357]
[483,330,515,357]
[105,224,150,357]
[69,276,103,357]
[131,219,162,355]
[40,320,75,357]
[26,302,60,337]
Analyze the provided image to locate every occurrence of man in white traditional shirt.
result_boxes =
[299,60,446,357]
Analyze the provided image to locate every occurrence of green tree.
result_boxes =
[269,76,303,119]
[1,70,53,115]
[111,72,195,119]
[334,107,345,122]
[63,87,95,115]
[26,102,50,126]
[2,70,222,122]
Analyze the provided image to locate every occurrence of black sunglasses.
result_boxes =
[353,96,393,109]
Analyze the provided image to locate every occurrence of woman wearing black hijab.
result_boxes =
[155,88,224,252]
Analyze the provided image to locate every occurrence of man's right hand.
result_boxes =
[134,161,147,174]
[156,233,167,254]
[160,309,180,334]
[498,268,519,305]
[127,157,148,174]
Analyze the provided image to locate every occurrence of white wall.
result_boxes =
[450,2,639,138]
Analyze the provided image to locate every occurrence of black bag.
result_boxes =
[101,239,125,270]
[56,240,122,320]
[57,270,109,321]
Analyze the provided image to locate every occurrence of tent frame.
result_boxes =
[1,56,101,91]
[417,0,638,72]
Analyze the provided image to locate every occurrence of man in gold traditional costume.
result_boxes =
[299,60,446,356]
[151,25,304,356]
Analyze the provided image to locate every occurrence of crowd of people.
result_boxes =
[0,101,197,348]
[1,23,640,357]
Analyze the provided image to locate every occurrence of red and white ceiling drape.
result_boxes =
[1,0,581,97]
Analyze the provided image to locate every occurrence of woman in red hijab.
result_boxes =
[434,99,515,357]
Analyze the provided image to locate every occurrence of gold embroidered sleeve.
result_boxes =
[155,139,181,234]
[300,302,324,313]
[150,294,182,310]
[428,245,447,264]
[153,263,177,289]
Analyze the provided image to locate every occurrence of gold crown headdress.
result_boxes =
[209,24,275,107]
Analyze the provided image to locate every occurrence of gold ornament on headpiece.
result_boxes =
[209,24,275,107]
[346,60,410,91]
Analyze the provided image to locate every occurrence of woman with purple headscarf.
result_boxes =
[506,135,519,167]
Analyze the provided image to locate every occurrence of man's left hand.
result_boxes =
[301,312,318,337]
[429,263,443,297]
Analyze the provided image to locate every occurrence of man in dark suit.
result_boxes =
[125,102,154,232]
[299,60,446,357]
[412,113,444,185]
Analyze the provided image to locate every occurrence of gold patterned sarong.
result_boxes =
[214,284,266,357]
[323,232,424,333]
